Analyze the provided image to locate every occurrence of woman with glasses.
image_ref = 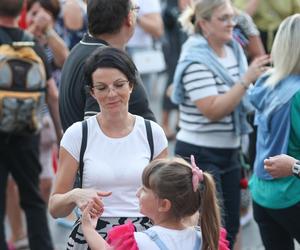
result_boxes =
[49,47,168,249]
[171,0,269,248]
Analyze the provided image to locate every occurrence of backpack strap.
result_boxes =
[0,29,13,44]
[0,29,34,44]
[144,119,154,161]
[142,229,169,250]
[79,120,88,188]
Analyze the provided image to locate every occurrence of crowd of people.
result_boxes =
[0,0,299,250]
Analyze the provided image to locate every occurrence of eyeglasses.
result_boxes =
[216,15,237,25]
[130,4,140,13]
[93,80,129,95]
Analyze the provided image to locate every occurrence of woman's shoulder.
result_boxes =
[63,120,82,136]
[134,115,164,132]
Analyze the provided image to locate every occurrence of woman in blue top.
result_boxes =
[248,14,300,250]
[171,0,269,247]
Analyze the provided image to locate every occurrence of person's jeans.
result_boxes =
[175,140,241,249]
[253,200,300,250]
[0,134,54,250]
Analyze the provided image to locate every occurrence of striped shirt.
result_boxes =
[177,45,241,148]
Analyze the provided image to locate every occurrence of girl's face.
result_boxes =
[200,1,235,44]
[91,67,133,114]
[136,186,161,221]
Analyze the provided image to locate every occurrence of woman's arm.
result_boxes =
[243,0,260,17]
[49,147,110,218]
[48,147,80,217]
[46,78,63,143]
[194,55,270,121]
[138,13,164,39]
[28,7,69,67]
[44,27,69,67]
[153,148,168,160]
[246,35,266,60]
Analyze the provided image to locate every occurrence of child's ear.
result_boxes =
[158,199,171,213]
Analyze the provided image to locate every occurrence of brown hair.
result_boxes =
[142,158,221,250]
[27,0,60,20]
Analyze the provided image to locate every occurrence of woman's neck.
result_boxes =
[207,38,226,57]
[97,112,135,138]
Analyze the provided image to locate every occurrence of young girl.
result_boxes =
[81,156,229,250]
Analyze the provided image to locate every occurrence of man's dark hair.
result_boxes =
[87,0,131,36]
[0,0,23,17]
[84,47,138,89]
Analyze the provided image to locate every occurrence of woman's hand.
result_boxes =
[242,55,271,86]
[264,154,296,178]
[73,188,111,215]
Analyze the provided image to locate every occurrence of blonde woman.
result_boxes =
[171,0,269,247]
[248,14,300,250]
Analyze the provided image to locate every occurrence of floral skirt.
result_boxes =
[66,216,152,250]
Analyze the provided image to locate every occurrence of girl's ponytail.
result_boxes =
[200,172,221,250]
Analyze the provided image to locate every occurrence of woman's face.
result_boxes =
[200,1,235,44]
[91,67,133,114]
[26,2,41,27]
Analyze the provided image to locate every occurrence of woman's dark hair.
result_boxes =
[87,0,131,36]
[143,158,221,250]
[84,47,138,89]
[27,0,60,20]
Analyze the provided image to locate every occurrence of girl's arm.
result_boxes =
[81,202,112,250]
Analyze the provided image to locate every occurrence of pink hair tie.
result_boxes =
[190,155,204,192]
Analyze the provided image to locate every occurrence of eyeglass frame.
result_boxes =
[92,79,131,96]
[129,0,140,14]
[203,13,237,26]
[216,14,237,25]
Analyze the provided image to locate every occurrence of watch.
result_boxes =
[292,161,300,178]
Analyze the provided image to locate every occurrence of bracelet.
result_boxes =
[240,79,249,90]
[44,28,56,39]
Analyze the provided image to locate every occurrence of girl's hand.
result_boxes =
[82,201,102,229]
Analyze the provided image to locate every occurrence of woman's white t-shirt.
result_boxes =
[61,115,168,217]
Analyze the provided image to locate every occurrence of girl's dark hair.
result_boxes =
[84,47,138,89]
[142,158,221,250]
